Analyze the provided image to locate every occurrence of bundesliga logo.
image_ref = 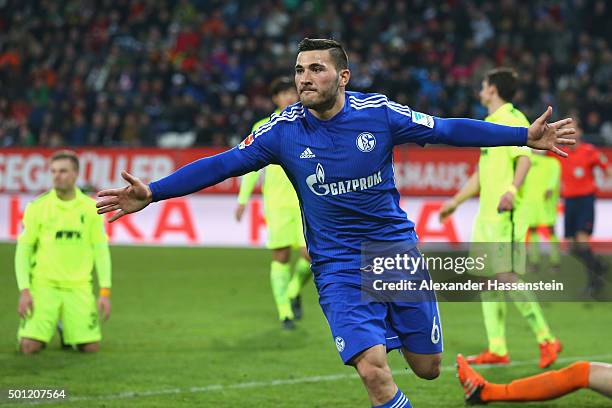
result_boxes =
[238,133,255,150]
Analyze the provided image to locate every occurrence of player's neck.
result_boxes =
[309,92,345,121]
[55,187,76,201]
[487,98,507,115]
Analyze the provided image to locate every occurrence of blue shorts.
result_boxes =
[319,281,443,365]
[564,194,595,238]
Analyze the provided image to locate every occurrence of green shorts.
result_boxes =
[527,199,558,228]
[265,206,306,249]
[470,213,528,276]
[18,285,101,345]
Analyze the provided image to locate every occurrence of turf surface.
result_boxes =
[1,243,611,407]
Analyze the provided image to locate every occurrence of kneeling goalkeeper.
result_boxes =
[15,150,111,354]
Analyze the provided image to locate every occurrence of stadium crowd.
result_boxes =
[0,0,610,148]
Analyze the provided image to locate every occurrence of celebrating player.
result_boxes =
[235,77,311,329]
[15,150,111,354]
[96,39,575,407]
[555,119,612,295]
[439,68,561,368]
[523,150,562,272]
[457,354,612,404]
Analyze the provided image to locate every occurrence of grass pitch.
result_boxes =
[1,243,611,407]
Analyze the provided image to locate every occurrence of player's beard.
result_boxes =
[300,75,340,112]
[54,183,74,195]
[53,177,77,195]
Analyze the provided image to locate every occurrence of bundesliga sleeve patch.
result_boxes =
[238,133,254,150]
[412,111,435,128]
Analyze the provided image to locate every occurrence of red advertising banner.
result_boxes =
[1,147,611,197]
[0,147,238,194]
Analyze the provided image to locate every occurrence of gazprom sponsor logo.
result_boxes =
[306,163,382,196]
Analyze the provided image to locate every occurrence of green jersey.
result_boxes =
[522,153,561,226]
[15,187,110,290]
[522,154,561,203]
[237,112,300,211]
[478,103,532,219]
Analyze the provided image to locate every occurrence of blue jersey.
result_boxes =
[150,92,527,289]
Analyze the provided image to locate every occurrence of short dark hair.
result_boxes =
[297,38,349,70]
[269,77,295,96]
[50,150,79,170]
[485,67,518,102]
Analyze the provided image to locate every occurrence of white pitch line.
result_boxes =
[6,353,612,406]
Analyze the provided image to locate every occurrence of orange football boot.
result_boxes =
[456,354,486,405]
[539,338,563,368]
[466,350,510,365]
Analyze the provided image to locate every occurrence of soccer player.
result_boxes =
[439,68,561,368]
[97,39,575,407]
[235,76,311,329]
[15,150,111,354]
[523,151,561,272]
[555,120,612,295]
[456,354,612,404]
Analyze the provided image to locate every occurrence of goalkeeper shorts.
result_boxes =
[18,285,101,345]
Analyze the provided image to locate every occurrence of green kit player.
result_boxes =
[235,77,311,329]
[15,150,111,354]
[523,151,562,271]
[440,68,561,368]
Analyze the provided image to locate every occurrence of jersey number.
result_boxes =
[431,316,440,344]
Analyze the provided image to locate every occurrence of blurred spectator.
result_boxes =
[0,0,610,148]
[119,112,141,146]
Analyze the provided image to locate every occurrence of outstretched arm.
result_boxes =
[149,148,262,201]
[98,130,280,222]
[427,111,574,154]
[392,105,575,156]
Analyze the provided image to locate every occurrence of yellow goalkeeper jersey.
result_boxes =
[16,187,110,289]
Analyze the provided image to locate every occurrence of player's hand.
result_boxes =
[544,189,553,200]
[526,106,575,157]
[96,171,152,222]
[497,191,515,213]
[235,204,246,222]
[97,296,111,321]
[439,199,458,223]
[18,289,33,318]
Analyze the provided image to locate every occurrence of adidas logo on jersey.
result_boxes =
[300,147,316,158]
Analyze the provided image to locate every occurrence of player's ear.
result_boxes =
[490,84,499,98]
[339,69,350,87]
